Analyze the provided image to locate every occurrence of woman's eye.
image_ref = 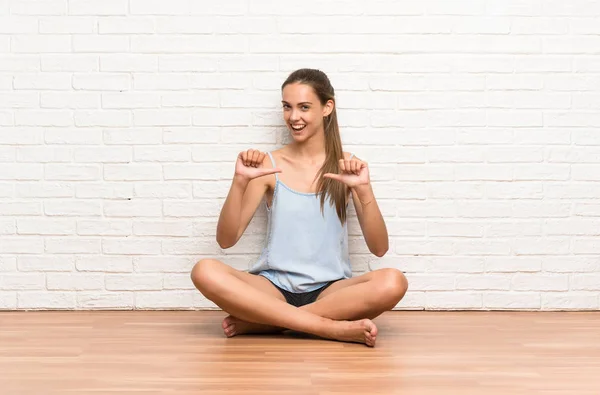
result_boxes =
[302,106,309,110]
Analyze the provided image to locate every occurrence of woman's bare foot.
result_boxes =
[221,315,285,337]
[328,319,378,347]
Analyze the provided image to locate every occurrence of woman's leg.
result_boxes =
[227,269,408,333]
[191,259,377,346]
[216,265,288,337]
[305,268,408,320]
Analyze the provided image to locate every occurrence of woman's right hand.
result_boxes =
[234,149,282,182]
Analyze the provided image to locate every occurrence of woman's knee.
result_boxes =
[190,258,226,297]
[373,268,408,309]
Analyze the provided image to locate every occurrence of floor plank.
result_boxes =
[1,311,599,394]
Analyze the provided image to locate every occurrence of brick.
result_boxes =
[46,164,100,181]
[41,55,99,72]
[77,220,131,236]
[486,221,543,237]
[484,292,541,309]
[77,292,134,309]
[0,273,44,290]
[0,164,42,180]
[74,147,131,163]
[135,183,192,199]
[10,0,67,15]
[513,238,571,255]
[133,221,193,237]
[426,292,483,310]
[41,92,100,109]
[426,257,485,273]
[163,128,220,144]
[0,237,44,253]
[103,200,162,217]
[19,256,75,271]
[99,17,154,34]
[0,55,39,71]
[15,110,72,126]
[17,146,70,163]
[0,92,38,108]
[163,200,222,217]
[102,238,161,255]
[72,35,129,53]
[163,164,231,181]
[18,292,76,309]
[406,274,455,291]
[512,273,569,291]
[103,129,162,144]
[68,0,128,15]
[75,183,133,199]
[456,274,512,290]
[134,256,194,273]
[163,92,220,108]
[76,256,132,273]
[542,293,599,310]
[0,292,18,309]
[74,110,131,127]
[105,274,162,291]
[132,35,245,53]
[134,146,190,162]
[135,291,194,309]
[45,238,101,254]
[163,274,195,290]
[12,35,70,53]
[12,72,71,91]
[39,17,96,33]
[0,202,42,216]
[47,273,104,290]
[73,73,130,91]
[0,17,38,33]
[104,164,161,181]
[17,219,75,235]
[100,55,158,72]
[134,109,191,126]
[486,257,542,273]
[573,238,600,254]
[0,219,15,235]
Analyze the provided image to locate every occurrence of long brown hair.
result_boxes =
[282,68,347,224]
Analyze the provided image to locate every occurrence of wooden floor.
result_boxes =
[1,311,599,395]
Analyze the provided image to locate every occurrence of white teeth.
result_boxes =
[291,125,306,131]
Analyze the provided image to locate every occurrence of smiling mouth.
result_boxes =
[291,124,306,132]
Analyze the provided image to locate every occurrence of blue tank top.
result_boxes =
[248,152,353,293]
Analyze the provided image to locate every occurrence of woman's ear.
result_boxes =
[323,99,334,117]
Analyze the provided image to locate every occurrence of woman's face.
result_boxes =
[281,82,333,143]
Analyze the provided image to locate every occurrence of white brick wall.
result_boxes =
[1,0,599,311]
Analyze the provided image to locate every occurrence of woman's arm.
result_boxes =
[216,150,280,249]
[324,153,389,257]
[351,183,389,257]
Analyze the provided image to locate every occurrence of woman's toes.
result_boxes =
[370,325,378,338]
[224,325,236,337]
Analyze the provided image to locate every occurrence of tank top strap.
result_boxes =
[266,151,279,181]
[349,153,355,160]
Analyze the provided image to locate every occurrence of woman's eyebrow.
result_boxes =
[281,101,313,105]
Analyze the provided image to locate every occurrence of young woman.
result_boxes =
[191,68,408,347]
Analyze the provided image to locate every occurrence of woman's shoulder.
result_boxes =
[267,147,286,165]
[270,147,286,156]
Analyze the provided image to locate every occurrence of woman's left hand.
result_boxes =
[323,158,370,189]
